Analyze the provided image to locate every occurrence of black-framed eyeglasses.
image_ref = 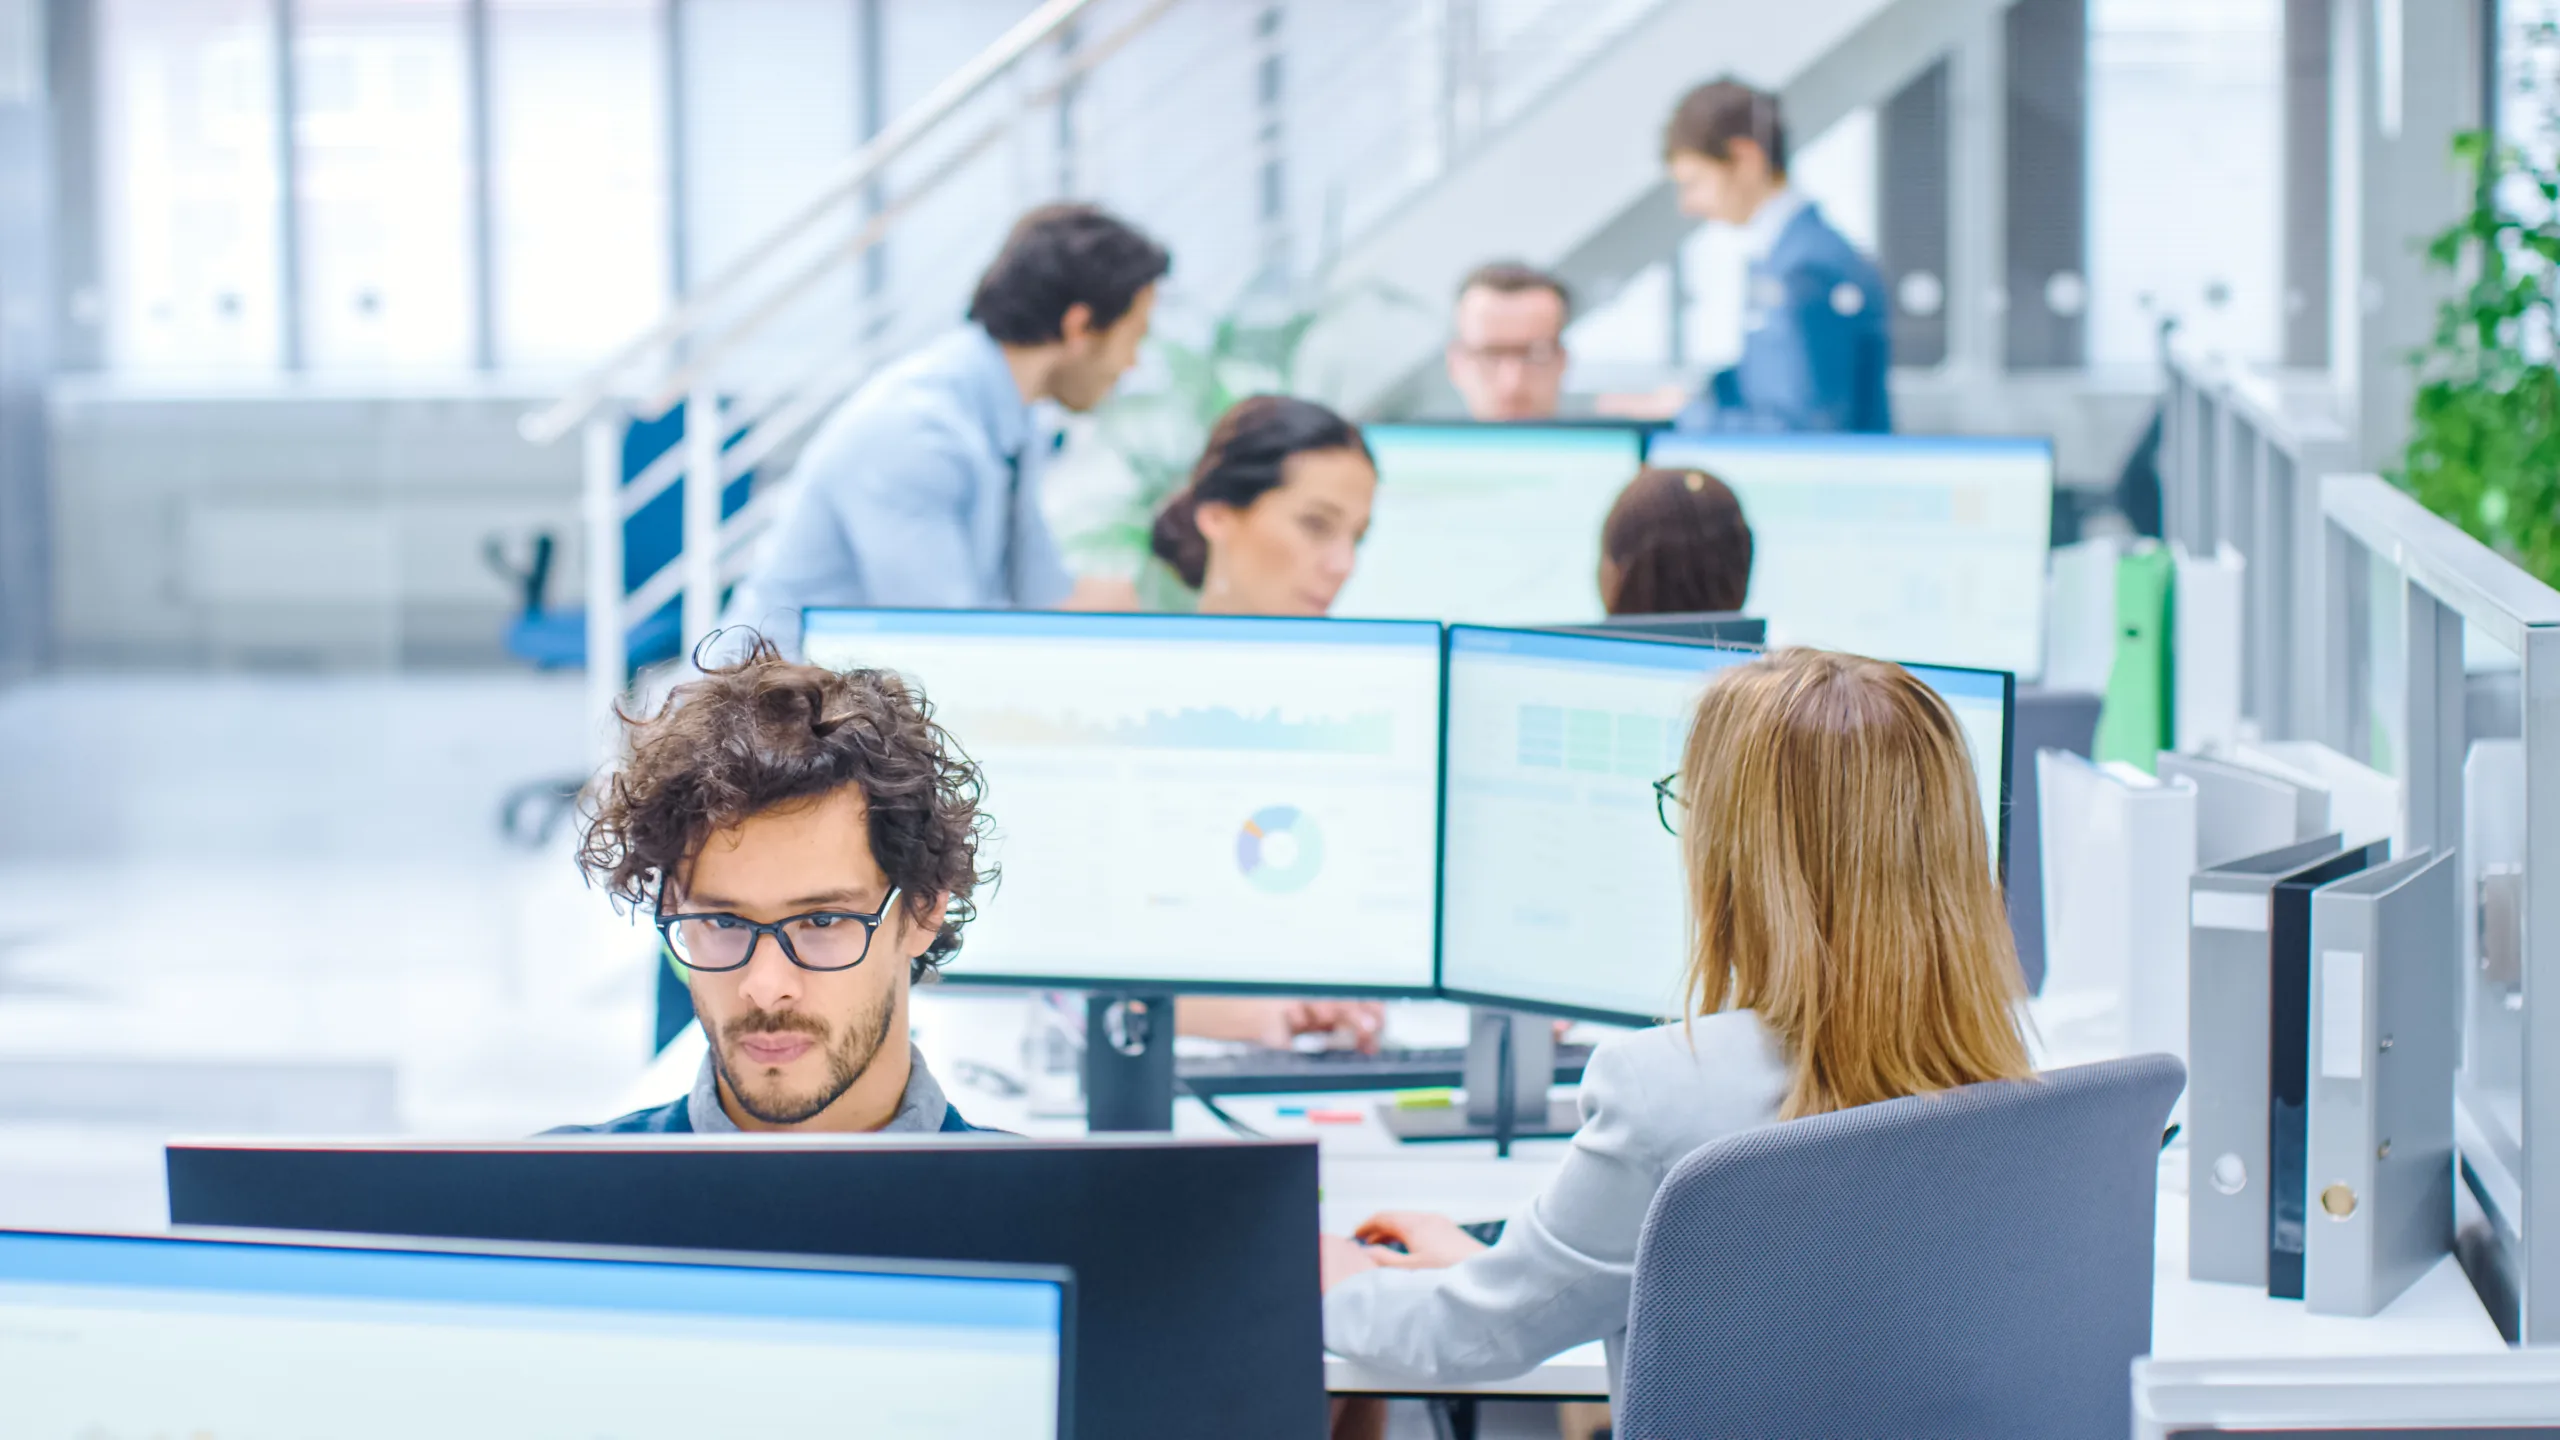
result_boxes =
[654,884,901,974]
[1653,773,1685,837]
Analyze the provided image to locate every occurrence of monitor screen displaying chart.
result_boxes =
[1438,627,1758,1022]
[1439,631,2013,1023]
[803,610,1444,992]
[1645,433,2054,677]
[1329,423,1647,625]
[0,1229,1068,1440]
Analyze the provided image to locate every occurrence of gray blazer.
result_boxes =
[1323,1010,1791,1397]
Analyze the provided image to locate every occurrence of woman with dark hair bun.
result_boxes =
[1598,465,1755,616]
[1150,395,1377,616]
[1149,394,1387,1055]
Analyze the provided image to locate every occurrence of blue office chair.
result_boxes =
[1617,1054,2185,1440]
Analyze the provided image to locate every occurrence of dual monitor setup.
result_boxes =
[800,608,2015,1133]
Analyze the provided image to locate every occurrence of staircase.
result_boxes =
[522,0,2003,739]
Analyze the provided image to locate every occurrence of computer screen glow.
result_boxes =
[1330,423,1647,625]
[0,1230,1065,1440]
[1645,433,2054,678]
[1439,631,2011,1023]
[804,610,1445,992]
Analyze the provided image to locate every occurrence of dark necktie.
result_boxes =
[997,448,1023,605]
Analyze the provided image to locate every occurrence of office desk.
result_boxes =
[635,992,2506,1403]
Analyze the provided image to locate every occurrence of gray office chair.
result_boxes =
[1617,1054,2185,1440]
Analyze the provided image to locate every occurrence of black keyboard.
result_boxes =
[1177,1043,1593,1097]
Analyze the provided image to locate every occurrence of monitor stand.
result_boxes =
[1378,1008,1578,1155]
[1084,992,1177,1132]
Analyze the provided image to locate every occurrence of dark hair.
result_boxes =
[577,634,992,980]
[1662,77,1788,174]
[1150,396,1372,590]
[966,203,1171,345]
[1457,260,1573,323]
[1601,466,1755,616]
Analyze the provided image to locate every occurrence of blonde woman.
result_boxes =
[1319,649,2034,1396]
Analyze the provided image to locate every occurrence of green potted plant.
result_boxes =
[2405,126,2560,585]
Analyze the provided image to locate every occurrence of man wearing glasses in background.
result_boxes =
[1443,261,1574,422]
[554,636,994,1135]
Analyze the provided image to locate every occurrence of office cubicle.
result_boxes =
[2320,474,2560,1343]
[2160,348,2354,743]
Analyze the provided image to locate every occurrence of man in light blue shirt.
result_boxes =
[727,204,1170,651]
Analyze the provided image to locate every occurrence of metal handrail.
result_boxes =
[2323,473,2560,647]
[522,0,1121,446]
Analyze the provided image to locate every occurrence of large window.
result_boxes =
[95,0,668,376]
[97,0,285,372]
[487,0,668,372]
[292,0,474,372]
[2086,0,2284,370]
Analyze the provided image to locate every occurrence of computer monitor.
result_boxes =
[800,610,1443,995]
[1644,432,2055,677]
[2,1227,1069,1438]
[167,1133,1321,1440]
[1328,421,1649,625]
[1437,626,2014,1024]
[1558,611,1767,647]
[1436,626,1758,1024]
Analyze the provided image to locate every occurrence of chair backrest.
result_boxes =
[1618,1054,2185,1440]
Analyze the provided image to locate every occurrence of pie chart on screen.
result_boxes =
[1236,805,1324,894]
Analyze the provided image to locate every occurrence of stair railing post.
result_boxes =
[582,412,628,765]
[681,385,725,654]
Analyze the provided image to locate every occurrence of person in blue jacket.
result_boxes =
[554,635,994,1135]
[1658,77,1892,434]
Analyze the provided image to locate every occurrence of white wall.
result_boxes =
[49,383,580,668]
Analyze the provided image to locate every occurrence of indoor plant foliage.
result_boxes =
[1079,304,1324,612]
[2406,126,2560,587]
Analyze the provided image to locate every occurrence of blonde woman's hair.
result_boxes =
[1680,649,2032,1119]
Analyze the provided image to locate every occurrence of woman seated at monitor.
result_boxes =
[1149,395,1388,1049]
[1318,648,2034,1391]
[1599,465,1754,616]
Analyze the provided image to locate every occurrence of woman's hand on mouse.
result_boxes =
[1351,1212,1489,1270]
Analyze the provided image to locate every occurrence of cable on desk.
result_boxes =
[1182,1082,1266,1138]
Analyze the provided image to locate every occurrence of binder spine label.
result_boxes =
[2319,950,2365,1081]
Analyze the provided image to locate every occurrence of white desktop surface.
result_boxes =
[638,991,2504,1401]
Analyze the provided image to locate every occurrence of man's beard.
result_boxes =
[711,989,899,1126]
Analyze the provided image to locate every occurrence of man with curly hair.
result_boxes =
[554,637,996,1134]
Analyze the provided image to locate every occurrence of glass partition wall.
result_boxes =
[2322,474,2560,1343]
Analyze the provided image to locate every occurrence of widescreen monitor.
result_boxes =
[802,610,1442,995]
[2,1227,1068,1439]
[1437,626,1757,1023]
[1329,421,1648,625]
[1645,432,2055,677]
[1437,626,2013,1024]
[168,1133,1321,1440]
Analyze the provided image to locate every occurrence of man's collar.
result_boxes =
[688,1041,953,1134]
[1741,186,1810,263]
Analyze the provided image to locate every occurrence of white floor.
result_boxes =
[0,673,660,1231]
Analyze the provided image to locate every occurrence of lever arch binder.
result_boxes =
[2188,833,2347,1285]
[2268,840,2392,1299]
[2305,848,2459,1316]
